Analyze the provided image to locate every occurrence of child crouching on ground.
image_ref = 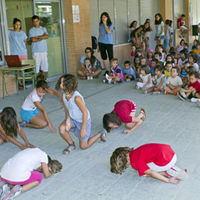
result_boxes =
[136,66,153,91]
[0,148,62,199]
[56,74,106,154]
[146,65,166,94]
[178,72,200,101]
[164,67,183,95]
[123,60,136,81]
[110,143,188,184]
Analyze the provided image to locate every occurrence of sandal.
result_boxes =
[63,142,76,154]
[99,129,107,142]
[140,108,146,121]
[19,121,28,128]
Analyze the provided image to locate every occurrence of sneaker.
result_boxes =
[180,91,186,98]
[191,98,200,103]
[1,184,10,200]
[2,185,22,200]
[166,166,188,180]
[177,92,186,101]
[0,180,6,197]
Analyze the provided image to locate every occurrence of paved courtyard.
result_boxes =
[0,78,200,200]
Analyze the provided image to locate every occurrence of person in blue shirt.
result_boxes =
[29,15,49,77]
[123,60,136,81]
[97,12,114,70]
[8,18,28,60]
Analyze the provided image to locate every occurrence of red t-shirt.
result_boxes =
[129,143,175,176]
[178,18,184,27]
[188,80,200,93]
[113,100,136,123]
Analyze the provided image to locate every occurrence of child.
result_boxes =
[189,52,199,72]
[105,58,124,84]
[154,52,162,62]
[177,39,185,53]
[178,50,187,68]
[123,60,136,81]
[56,74,106,154]
[20,80,58,132]
[147,65,166,94]
[133,55,141,78]
[136,66,153,90]
[0,107,34,149]
[164,67,183,95]
[0,148,62,199]
[150,58,158,75]
[178,72,200,101]
[164,62,173,78]
[169,20,174,48]
[147,49,153,68]
[110,143,188,183]
[103,100,146,134]
[157,44,166,62]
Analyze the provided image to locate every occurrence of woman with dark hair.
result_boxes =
[0,107,34,149]
[155,13,165,45]
[144,19,153,52]
[97,12,114,70]
[77,47,102,79]
[130,22,151,50]
[129,20,138,31]
[103,100,146,134]
[8,18,28,60]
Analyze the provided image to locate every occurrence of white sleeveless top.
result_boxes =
[63,91,90,123]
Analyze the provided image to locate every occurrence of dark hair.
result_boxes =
[180,39,185,45]
[155,13,163,25]
[56,74,78,93]
[155,65,163,72]
[36,80,49,89]
[32,15,40,21]
[141,66,150,74]
[48,155,62,174]
[169,20,172,27]
[171,66,179,73]
[181,14,185,17]
[165,61,173,66]
[154,52,162,58]
[151,58,158,63]
[124,60,130,65]
[165,19,170,25]
[143,22,151,32]
[166,54,175,63]
[129,20,137,28]
[100,12,112,26]
[84,57,90,62]
[189,52,198,63]
[0,107,18,137]
[36,71,46,81]
[84,47,97,66]
[13,18,22,30]
[103,112,122,132]
[189,71,199,79]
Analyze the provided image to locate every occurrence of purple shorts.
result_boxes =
[70,118,91,141]
[1,171,42,185]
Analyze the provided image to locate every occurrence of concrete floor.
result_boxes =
[0,78,200,200]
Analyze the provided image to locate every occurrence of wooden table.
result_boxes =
[0,65,36,98]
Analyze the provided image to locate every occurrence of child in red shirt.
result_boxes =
[103,100,145,134]
[110,143,188,183]
[178,72,200,101]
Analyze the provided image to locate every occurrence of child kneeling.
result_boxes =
[56,74,106,154]
[0,148,62,199]
[110,143,188,184]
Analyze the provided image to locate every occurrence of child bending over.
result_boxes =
[110,143,188,183]
[56,74,106,154]
[103,100,145,134]
[0,107,34,149]
[0,148,62,199]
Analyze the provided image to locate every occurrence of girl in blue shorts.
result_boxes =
[56,74,106,154]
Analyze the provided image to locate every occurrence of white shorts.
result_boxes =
[137,82,153,89]
[147,154,177,172]
[32,52,48,73]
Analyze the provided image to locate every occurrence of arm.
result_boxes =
[34,102,56,133]
[103,22,112,34]
[74,96,88,139]
[144,75,151,87]
[45,88,62,99]
[41,162,51,178]
[135,27,142,40]
[37,32,49,40]
[160,24,164,37]
[156,77,164,89]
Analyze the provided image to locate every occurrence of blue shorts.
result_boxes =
[20,108,39,123]
[70,118,91,142]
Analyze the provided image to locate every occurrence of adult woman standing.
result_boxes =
[97,12,114,70]
[154,13,165,45]
[8,18,28,60]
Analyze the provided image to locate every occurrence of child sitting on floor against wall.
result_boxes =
[0,148,62,199]
[146,65,166,94]
[110,143,188,183]
[0,107,34,149]
[164,67,183,95]
[56,74,106,154]
[136,66,153,91]
[123,60,136,81]
[164,62,173,78]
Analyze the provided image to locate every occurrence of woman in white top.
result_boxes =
[0,148,62,199]
[0,107,34,149]
[155,13,165,45]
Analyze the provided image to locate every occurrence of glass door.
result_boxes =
[33,0,66,77]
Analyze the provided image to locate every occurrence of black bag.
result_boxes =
[92,36,97,50]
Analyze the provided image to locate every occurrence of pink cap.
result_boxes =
[148,49,154,53]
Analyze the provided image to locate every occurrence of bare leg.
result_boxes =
[147,87,155,93]
[25,113,47,129]
[22,181,39,193]
[103,60,109,70]
[0,135,4,145]
[93,69,102,78]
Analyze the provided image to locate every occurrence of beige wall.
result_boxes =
[160,0,173,20]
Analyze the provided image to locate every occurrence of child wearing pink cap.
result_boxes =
[103,100,145,134]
